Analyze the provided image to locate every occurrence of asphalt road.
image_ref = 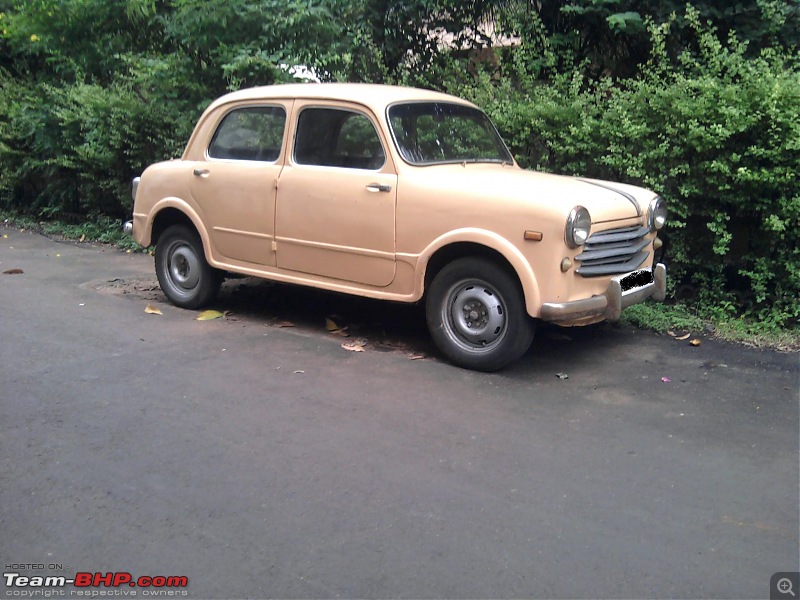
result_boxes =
[1,226,798,599]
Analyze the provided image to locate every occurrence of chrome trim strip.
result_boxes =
[577,178,641,216]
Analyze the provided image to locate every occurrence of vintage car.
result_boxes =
[125,83,667,371]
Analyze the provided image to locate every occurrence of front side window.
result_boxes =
[208,106,286,162]
[388,102,513,166]
[294,108,385,170]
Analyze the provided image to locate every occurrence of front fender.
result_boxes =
[416,228,541,317]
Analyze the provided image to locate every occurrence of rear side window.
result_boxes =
[294,107,385,170]
[208,106,286,162]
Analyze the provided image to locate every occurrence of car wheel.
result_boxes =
[155,225,222,309]
[426,257,535,371]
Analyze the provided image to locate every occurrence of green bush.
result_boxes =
[0,74,189,218]
[451,9,799,329]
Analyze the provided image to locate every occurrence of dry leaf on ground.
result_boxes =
[341,341,366,352]
[341,344,365,352]
[675,333,691,341]
[196,309,224,321]
[325,317,343,332]
[2,268,23,275]
[144,304,163,315]
[689,338,702,346]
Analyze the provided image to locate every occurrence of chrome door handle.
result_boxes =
[193,168,210,177]
[366,183,392,193]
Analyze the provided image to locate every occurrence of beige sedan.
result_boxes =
[126,83,667,370]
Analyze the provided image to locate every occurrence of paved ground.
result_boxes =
[1,226,798,599]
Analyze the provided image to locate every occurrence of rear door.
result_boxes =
[188,103,287,266]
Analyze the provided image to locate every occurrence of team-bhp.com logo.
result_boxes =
[4,572,188,596]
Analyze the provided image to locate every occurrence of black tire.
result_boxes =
[155,225,222,309]
[426,257,535,371]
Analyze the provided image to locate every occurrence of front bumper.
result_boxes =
[540,263,667,324]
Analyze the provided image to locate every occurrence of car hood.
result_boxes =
[405,164,654,223]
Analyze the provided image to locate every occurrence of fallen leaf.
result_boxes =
[2,234,8,238]
[2,268,23,275]
[341,343,365,352]
[556,373,569,380]
[144,304,162,315]
[293,370,305,374]
[667,330,677,337]
[275,320,295,328]
[661,377,671,383]
[689,338,702,346]
[79,234,85,242]
[410,355,426,361]
[675,333,691,341]
[196,309,224,321]
[325,317,342,332]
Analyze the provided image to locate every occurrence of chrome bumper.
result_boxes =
[540,263,667,323]
[123,220,133,236]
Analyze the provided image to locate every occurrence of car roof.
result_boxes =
[206,83,478,115]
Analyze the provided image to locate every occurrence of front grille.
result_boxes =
[576,225,650,277]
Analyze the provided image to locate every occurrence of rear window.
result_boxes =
[208,106,286,162]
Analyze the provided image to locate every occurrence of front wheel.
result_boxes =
[155,225,222,309]
[426,258,535,371]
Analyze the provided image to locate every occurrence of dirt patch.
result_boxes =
[93,274,437,359]
[93,275,166,302]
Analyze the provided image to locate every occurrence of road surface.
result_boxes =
[1,226,798,599]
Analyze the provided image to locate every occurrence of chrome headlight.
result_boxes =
[565,206,592,248]
[648,196,667,231]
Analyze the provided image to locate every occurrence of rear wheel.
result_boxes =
[155,225,222,309]
[426,258,535,371]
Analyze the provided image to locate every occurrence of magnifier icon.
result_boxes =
[778,578,796,597]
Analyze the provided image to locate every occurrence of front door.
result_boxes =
[275,104,397,287]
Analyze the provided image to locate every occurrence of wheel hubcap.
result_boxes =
[447,283,507,349]
[169,245,200,291]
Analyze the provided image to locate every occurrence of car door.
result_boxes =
[275,103,397,287]
[188,104,287,266]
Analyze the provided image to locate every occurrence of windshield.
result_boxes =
[387,102,514,166]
